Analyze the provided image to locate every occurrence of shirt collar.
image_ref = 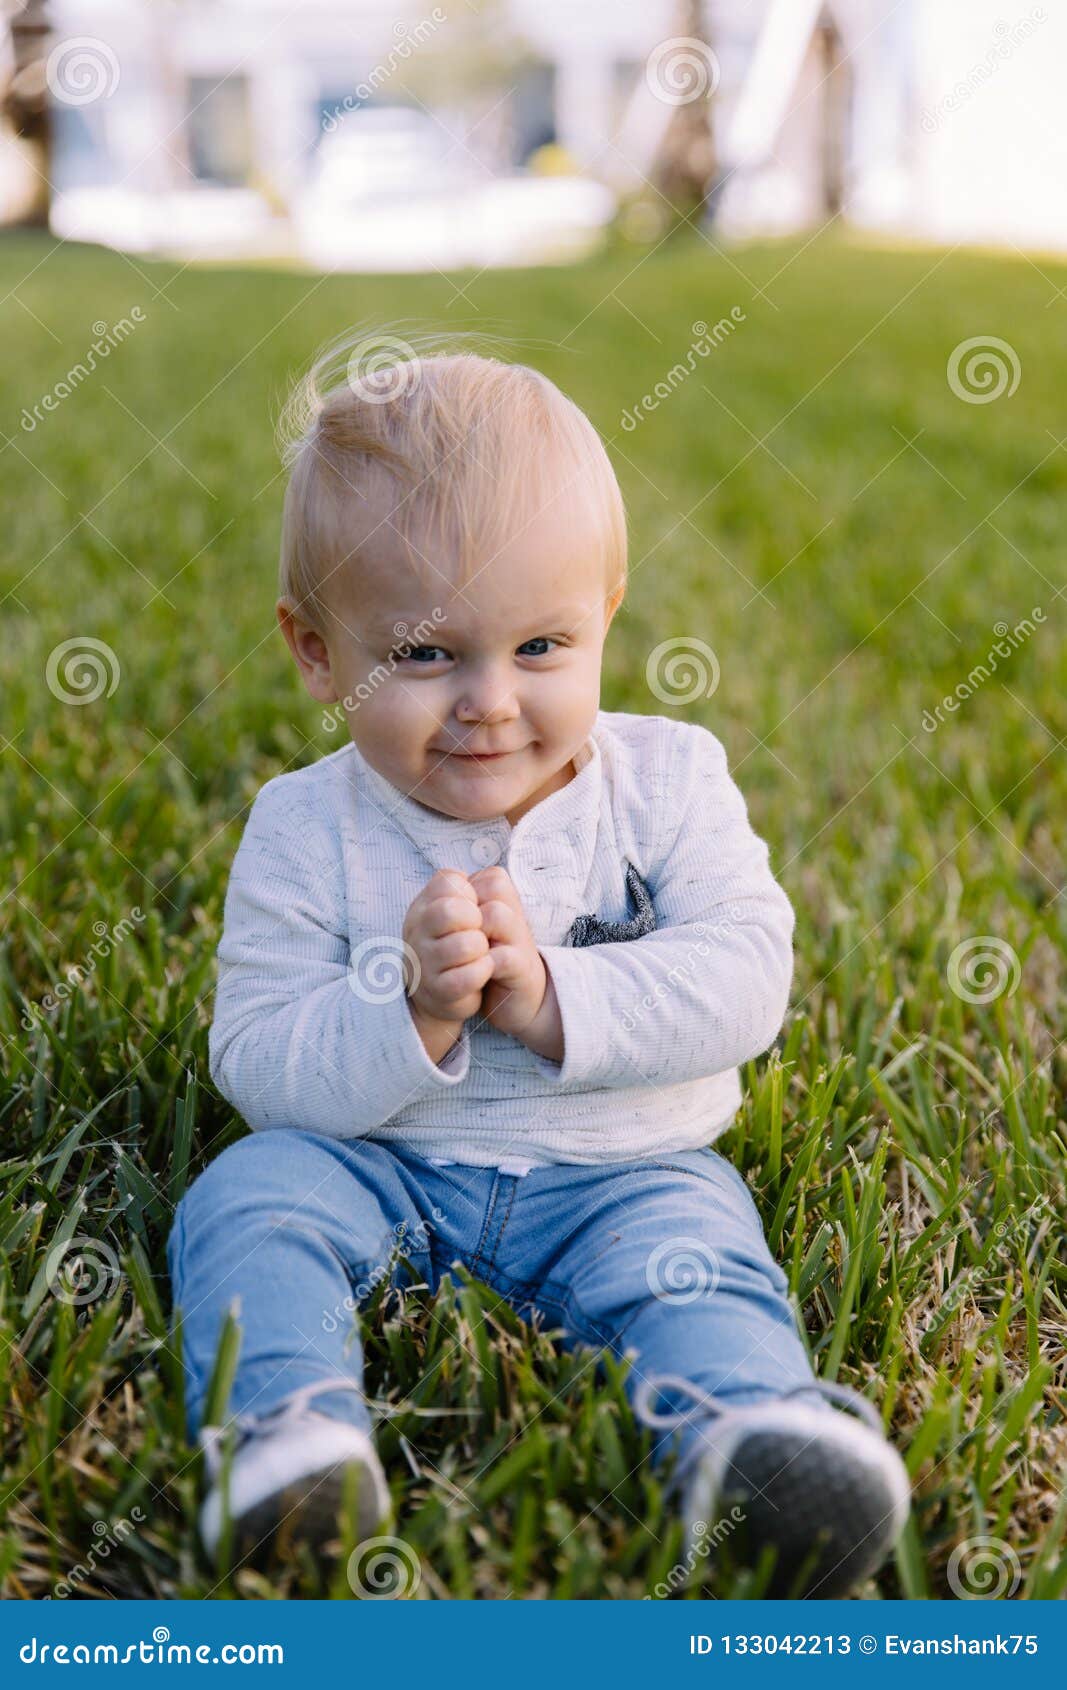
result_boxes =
[348,726,603,941]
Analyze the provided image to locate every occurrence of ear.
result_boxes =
[276,598,338,704]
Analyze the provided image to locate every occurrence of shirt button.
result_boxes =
[469,834,503,867]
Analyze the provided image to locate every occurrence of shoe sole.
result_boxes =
[213,1455,387,1566]
[718,1424,907,1597]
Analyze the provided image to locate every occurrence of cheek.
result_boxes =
[540,659,599,717]
[361,680,443,743]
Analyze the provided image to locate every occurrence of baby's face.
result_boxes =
[285,504,623,829]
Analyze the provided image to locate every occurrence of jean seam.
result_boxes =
[467,1172,503,1281]
[558,1282,634,1351]
[464,1258,625,1354]
[482,1175,518,1275]
[284,1216,432,1291]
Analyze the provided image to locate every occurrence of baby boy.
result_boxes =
[166,336,909,1596]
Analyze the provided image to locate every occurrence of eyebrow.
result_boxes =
[367,606,595,641]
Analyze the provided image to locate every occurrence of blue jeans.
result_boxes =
[166,1133,816,1478]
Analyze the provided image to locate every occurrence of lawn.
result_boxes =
[1,227,1064,1600]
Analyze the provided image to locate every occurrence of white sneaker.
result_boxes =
[197,1378,391,1565]
[635,1375,911,1598]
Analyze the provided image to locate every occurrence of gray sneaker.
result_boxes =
[634,1374,911,1597]
[197,1378,391,1565]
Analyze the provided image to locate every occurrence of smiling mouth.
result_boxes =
[439,746,522,761]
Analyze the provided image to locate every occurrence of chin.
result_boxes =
[461,795,515,820]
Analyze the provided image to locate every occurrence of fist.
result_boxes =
[468,865,549,1038]
[401,868,494,1033]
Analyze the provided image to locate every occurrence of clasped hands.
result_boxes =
[401,866,564,1065]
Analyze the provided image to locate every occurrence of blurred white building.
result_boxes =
[3,0,1065,266]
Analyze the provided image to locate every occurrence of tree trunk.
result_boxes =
[2,1,53,227]
[654,0,718,230]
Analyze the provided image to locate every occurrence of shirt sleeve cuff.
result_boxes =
[526,946,602,1086]
[399,996,472,1085]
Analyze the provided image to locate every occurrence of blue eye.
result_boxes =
[392,645,445,664]
[392,638,559,663]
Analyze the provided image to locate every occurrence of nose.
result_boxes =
[454,661,520,725]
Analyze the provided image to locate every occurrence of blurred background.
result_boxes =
[1,0,1062,269]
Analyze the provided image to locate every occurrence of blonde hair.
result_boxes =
[276,327,627,635]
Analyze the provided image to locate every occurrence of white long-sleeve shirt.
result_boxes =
[207,709,795,1170]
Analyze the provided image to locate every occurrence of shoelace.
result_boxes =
[198,1377,366,1484]
[631,1372,885,1491]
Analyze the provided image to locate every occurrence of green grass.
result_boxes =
[1,228,1064,1599]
